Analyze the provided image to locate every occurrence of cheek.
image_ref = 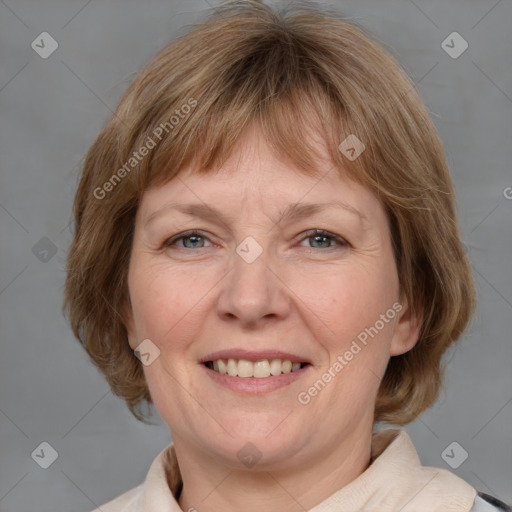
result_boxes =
[291,262,397,341]
[128,262,212,345]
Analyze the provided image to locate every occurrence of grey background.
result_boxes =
[0,0,511,510]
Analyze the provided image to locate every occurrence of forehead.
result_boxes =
[137,126,384,226]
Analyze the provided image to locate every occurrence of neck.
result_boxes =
[174,426,373,512]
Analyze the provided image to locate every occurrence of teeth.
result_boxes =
[227,358,238,377]
[270,359,282,376]
[254,360,270,378]
[238,359,253,378]
[218,359,227,374]
[207,358,305,377]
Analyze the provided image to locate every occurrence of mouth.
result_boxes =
[203,358,311,378]
[199,350,312,394]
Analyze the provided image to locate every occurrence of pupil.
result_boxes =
[186,235,202,248]
[313,235,329,248]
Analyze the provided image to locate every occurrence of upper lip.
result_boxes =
[199,349,311,364]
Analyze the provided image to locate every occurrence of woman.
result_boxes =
[63,1,511,510]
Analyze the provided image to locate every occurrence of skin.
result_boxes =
[124,123,420,511]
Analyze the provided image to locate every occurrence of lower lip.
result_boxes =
[201,364,311,394]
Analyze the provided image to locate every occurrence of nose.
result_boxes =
[216,245,291,328]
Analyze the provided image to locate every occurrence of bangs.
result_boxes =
[151,88,350,186]
[118,40,363,199]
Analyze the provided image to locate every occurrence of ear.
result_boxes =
[120,297,139,351]
[390,294,422,356]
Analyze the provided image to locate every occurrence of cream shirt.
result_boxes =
[93,429,479,512]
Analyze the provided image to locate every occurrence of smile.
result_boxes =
[204,358,310,378]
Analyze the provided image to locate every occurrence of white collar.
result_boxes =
[101,429,476,511]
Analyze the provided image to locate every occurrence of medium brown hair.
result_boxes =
[63,0,475,424]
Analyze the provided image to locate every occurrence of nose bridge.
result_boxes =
[216,235,289,325]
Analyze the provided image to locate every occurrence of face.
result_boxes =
[125,125,419,470]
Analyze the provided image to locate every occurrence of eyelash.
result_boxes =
[164,229,349,250]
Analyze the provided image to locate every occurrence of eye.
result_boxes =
[164,230,212,249]
[299,229,349,249]
[164,229,349,251]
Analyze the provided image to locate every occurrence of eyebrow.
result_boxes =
[144,200,367,229]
